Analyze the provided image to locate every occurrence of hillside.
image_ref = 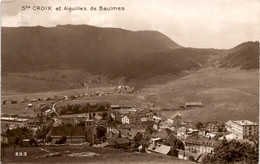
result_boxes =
[2,25,181,77]
[220,41,259,69]
[140,67,259,122]
[2,25,227,81]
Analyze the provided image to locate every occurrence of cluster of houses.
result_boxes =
[1,102,258,162]
[114,85,135,94]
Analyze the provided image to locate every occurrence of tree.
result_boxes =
[195,122,204,129]
[29,139,38,146]
[96,126,106,140]
[203,139,259,164]
[15,137,20,145]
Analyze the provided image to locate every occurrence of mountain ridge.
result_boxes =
[1,25,259,79]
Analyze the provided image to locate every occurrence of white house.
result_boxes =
[122,115,130,124]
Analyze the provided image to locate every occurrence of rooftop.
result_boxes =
[232,120,258,126]
[185,136,222,147]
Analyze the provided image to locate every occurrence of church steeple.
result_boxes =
[86,111,93,121]
[85,111,95,145]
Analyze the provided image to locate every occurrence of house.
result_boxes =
[110,105,121,110]
[116,137,129,149]
[25,117,41,131]
[107,123,119,134]
[21,139,31,147]
[172,115,182,128]
[177,126,199,141]
[122,115,131,124]
[96,120,108,128]
[47,125,86,144]
[143,129,153,140]
[178,149,201,161]
[140,117,148,122]
[106,138,117,148]
[126,131,143,142]
[153,116,162,122]
[147,144,172,155]
[225,120,258,139]
[166,118,173,126]
[119,129,130,138]
[164,134,177,146]
[219,133,236,141]
[1,117,27,130]
[225,120,233,132]
[184,102,203,108]
[151,129,170,140]
[205,122,219,132]
[105,132,120,139]
[110,113,116,121]
[28,104,33,108]
[29,99,38,102]
[130,124,147,134]
[184,136,222,154]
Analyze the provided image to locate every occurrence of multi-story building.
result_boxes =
[185,136,221,154]
[205,122,219,132]
[225,120,258,139]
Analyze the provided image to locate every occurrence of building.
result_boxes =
[122,115,132,124]
[151,129,170,141]
[130,124,147,134]
[185,136,221,154]
[183,102,203,108]
[107,123,119,134]
[96,120,108,128]
[47,126,86,144]
[85,113,96,144]
[172,115,182,128]
[147,144,172,155]
[1,117,28,131]
[115,137,129,149]
[177,126,199,141]
[225,120,258,139]
[205,122,219,132]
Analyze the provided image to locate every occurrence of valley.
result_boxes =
[1,25,259,123]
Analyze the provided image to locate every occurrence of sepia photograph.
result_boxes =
[1,0,259,163]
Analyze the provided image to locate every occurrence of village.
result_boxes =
[1,96,259,163]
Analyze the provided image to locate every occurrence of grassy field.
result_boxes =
[1,67,258,122]
[1,145,193,164]
[1,69,116,95]
[139,67,259,122]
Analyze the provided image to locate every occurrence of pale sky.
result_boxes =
[1,0,260,49]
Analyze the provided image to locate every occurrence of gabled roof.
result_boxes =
[225,120,233,126]
[147,144,171,155]
[116,137,129,145]
[107,138,116,146]
[127,131,143,140]
[106,132,120,139]
[96,120,108,126]
[107,122,118,128]
[131,124,147,131]
[151,129,170,139]
[205,122,219,127]
[185,136,221,147]
[50,126,85,136]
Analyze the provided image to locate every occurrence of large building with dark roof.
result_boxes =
[185,136,221,154]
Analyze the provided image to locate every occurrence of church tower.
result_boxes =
[85,112,95,145]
